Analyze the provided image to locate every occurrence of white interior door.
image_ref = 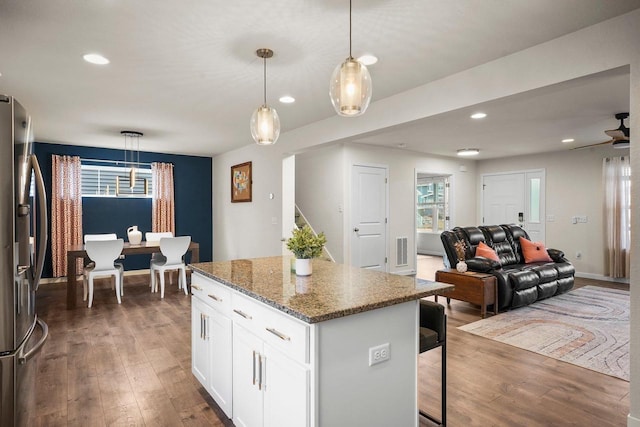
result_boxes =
[482,170,545,242]
[482,173,525,226]
[351,165,388,271]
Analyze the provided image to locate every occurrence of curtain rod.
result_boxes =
[79,157,154,167]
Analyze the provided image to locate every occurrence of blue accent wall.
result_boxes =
[34,142,212,277]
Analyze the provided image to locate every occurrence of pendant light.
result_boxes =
[250,48,280,145]
[329,0,372,117]
[121,130,142,189]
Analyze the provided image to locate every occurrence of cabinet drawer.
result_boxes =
[191,273,232,316]
[231,292,309,365]
[261,308,309,365]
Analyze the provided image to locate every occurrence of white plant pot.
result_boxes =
[456,261,468,273]
[295,258,312,276]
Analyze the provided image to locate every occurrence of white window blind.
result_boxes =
[81,164,152,198]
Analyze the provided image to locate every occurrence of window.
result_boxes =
[81,163,152,198]
[416,175,449,233]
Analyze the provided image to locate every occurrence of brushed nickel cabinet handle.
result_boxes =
[208,293,221,302]
[252,351,257,385]
[266,327,291,341]
[233,309,252,320]
[192,284,203,291]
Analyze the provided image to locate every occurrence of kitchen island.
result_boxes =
[189,256,452,427]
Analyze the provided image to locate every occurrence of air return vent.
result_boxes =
[396,237,408,267]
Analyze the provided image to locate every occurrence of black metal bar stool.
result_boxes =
[418,300,447,426]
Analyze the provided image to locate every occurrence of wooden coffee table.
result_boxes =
[435,269,498,318]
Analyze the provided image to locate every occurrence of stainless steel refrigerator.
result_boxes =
[0,95,48,426]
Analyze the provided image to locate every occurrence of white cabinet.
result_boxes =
[191,275,233,418]
[191,264,423,427]
[263,343,309,427]
[191,296,210,386]
[232,323,310,427]
[232,324,265,427]
[230,291,310,427]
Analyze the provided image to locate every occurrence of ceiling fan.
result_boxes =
[575,112,630,150]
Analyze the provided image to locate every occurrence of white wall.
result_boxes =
[294,143,476,273]
[341,143,477,274]
[295,144,346,262]
[477,145,627,279]
[213,143,283,261]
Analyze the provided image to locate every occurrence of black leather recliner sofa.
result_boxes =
[440,224,575,310]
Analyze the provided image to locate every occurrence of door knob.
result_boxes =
[353,227,359,232]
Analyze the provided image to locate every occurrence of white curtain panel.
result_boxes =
[602,156,631,278]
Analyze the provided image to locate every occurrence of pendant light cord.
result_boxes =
[349,0,352,59]
[263,56,267,106]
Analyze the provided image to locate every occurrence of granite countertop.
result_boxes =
[189,256,453,324]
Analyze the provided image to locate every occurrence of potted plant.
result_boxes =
[286,225,327,276]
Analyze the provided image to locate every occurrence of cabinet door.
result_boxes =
[233,324,264,427]
[208,308,233,418]
[263,344,310,427]
[191,297,210,387]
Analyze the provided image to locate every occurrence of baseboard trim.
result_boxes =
[628,413,640,427]
[575,271,630,284]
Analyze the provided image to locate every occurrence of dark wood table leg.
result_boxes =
[67,255,77,310]
[493,281,499,315]
[191,246,199,263]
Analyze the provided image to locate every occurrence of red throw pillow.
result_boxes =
[475,241,500,262]
[519,237,553,263]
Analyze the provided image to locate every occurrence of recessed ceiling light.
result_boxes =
[397,143,407,148]
[83,53,110,65]
[279,95,295,104]
[470,112,487,119]
[561,138,575,143]
[357,54,378,66]
[457,148,480,156]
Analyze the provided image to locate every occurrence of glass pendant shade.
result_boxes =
[250,105,280,145]
[330,58,372,117]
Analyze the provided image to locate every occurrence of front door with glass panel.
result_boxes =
[482,170,545,243]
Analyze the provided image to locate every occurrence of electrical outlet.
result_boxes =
[369,343,390,366]
[577,215,588,223]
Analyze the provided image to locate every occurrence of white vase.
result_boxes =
[456,261,468,273]
[127,225,142,245]
[295,258,312,276]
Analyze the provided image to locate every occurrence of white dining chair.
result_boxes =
[84,233,118,243]
[84,233,124,295]
[83,239,125,308]
[150,236,191,298]
[145,231,173,288]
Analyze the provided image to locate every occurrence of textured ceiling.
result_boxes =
[0,0,638,157]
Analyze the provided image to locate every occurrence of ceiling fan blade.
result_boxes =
[571,139,614,150]
[605,129,625,138]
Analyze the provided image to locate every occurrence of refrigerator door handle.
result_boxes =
[31,155,48,291]
[18,318,48,365]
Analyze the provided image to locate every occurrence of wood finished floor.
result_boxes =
[33,272,629,426]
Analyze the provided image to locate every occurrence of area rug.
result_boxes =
[458,286,629,381]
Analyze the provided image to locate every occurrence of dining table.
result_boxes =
[65,241,199,309]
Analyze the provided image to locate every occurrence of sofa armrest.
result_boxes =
[547,248,567,263]
[465,256,501,272]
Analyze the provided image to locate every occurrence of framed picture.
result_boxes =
[231,161,252,203]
